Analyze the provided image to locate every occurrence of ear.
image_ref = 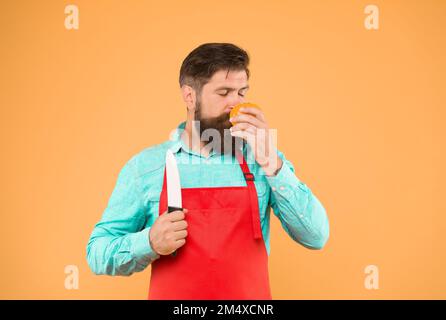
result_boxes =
[181,85,197,112]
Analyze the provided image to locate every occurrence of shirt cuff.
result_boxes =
[129,227,160,261]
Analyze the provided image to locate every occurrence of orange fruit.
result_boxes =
[229,102,261,125]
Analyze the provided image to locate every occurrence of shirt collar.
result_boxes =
[168,122,186,154]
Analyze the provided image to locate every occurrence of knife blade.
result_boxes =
[165,148,183,256]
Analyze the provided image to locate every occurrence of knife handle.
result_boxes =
[167,206,183,213]
[167,206,183,257]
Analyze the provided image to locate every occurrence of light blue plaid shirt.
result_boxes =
[87,122,330,276]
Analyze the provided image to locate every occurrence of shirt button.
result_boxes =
[272,187,276,192]
[279,186,285,191]
[300,214,304,218]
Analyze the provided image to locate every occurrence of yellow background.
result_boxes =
[1,0,444,299]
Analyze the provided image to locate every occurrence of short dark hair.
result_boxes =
[179,43,250,92]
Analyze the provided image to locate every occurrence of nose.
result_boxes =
[227,96,244,110]
[224,105,234,114]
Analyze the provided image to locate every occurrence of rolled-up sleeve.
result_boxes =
[265,151,330,250]
[86,156,160,276]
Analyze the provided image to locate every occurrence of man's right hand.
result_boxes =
[149,209,188,255]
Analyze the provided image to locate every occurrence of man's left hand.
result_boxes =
[230,107,283,176]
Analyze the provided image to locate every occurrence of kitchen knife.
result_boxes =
[165,148,183,256]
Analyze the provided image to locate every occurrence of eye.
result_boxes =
[218,91,229,97]
[239,89,247,97]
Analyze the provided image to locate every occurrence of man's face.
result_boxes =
[194,69,249,155]
[198,69,249,119]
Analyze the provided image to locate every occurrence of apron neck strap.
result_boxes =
[235,149,255,182]
[235,149,263,239]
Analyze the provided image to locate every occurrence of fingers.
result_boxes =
[151,208,189,255]
[171,219,188,231]
[167,209,188,222]
[173,229,188,240]
[175,239,186,249]
[230,113,265,128]
[230,122,261,143]
[230,122,257,134]
[230,129,256,143]
[238,107,266,122]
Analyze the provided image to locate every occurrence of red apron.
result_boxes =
[148,151,272,300]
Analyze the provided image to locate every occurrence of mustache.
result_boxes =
[213,112,232,128]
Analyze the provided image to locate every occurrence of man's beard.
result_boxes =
[194,100,243,156]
